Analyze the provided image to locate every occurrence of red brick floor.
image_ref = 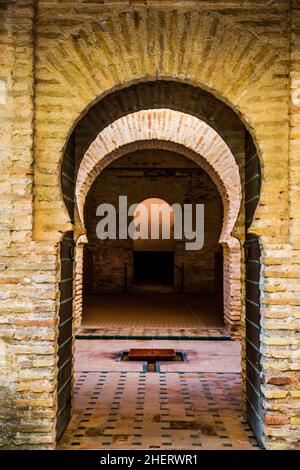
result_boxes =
[78,294,229,338]
[57,340,259,450]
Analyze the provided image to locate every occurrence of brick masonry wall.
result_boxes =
[84,149,223,295]
[0,0,299,450]
[0,0,58,449]
[33,1,289,244]
[256,0,300,448]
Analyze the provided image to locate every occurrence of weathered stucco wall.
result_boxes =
[0,0,299,450]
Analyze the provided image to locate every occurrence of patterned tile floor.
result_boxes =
[58,340,259,450]
[76,326,230,339]
[58,371,259,450]
[78,294,230,339]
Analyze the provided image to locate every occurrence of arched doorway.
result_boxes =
[133,198,175,286]
[79,147,224,331]
[57,80,262,448]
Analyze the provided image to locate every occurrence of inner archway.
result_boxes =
[75,109,243,334]
[80,148,224,333]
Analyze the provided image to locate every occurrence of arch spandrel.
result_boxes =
[34,8,288,242]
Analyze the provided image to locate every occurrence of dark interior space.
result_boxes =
[133,251,174,284]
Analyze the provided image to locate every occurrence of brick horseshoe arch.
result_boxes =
[74,138,231,327]
[48,8,286,449]
[77,140,229,236]
[74,110,242,337]
[76,109,242,243]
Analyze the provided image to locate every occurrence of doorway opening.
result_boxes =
[57,80,262,449]
[79,149,225,333]
[133,198,175,286]
[133,251,174,284]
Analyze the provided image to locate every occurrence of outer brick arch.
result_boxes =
[31,4,289,450]
[34,7,288,244]
[74,110,242,334]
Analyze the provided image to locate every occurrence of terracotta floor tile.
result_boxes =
[58,339,259,450]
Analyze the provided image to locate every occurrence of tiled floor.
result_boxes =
[58,340,259,450]
[78,294,229,339]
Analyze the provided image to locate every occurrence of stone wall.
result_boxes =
[0,0,299,451]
